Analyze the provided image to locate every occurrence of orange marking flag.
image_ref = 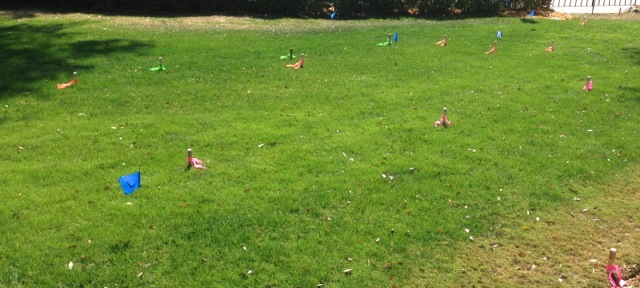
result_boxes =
[545,40,554,52]
[286,54,305,69]
[485,41,497,54]
[57,72,78,89]
[436,35,447,47]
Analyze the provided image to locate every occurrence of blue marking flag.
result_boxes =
[119,171,141,195]
[496,31,503,39]
[330,11,337,19]
[393,31,399,43]
[528,10,535,16]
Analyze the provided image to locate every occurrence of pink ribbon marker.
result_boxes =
[186,148,207,170]
[583,76,593,91]
[607,248,628,288]
[434,107,452,128]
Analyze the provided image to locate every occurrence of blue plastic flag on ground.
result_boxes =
[496,31,503,39]
[528,10,535,16]
[393,31,399,43]
[119,171,141,195]
[330,11,337,19]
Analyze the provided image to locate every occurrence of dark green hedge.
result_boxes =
[507,0,552,10]
[3,0,551,18]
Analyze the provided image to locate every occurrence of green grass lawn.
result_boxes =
[1,12,639,287]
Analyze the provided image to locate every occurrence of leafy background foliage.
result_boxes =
[2,0,551,17]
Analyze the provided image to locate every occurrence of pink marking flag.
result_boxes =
[607,248,628,288]
[186,148,207,170]
[583,76,593,91]
[434,107,452,128]
[607,264,628,288]
[188,157,207,170]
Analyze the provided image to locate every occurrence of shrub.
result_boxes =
[507,0,552,10]
[0,0,552,17]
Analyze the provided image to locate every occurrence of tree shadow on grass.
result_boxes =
[619,85,640,105]
[619,47,640,105]
[0,20,150,101]
[622,47,640,65]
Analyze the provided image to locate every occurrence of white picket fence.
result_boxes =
[551,0,637,7]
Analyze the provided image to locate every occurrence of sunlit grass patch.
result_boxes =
[1,13,639,287]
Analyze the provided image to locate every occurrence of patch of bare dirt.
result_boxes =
[445,166,640,287]
[503,8,574,20]
[503,7,640,20]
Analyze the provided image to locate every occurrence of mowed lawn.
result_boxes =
[1,11,640,287]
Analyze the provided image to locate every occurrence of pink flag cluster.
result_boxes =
[434,107,452,128]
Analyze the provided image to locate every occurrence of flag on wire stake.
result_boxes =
[280,48,296,60]
[545,40,554,52]
[496,31,503,39]
[186,148,207,170]
[119,171,141,195]
[434,107,452,128]
[149,57,166,72]
[485,41,497,54]
[607,248,629,288]
[330,11,337,19]
[57,72,78,89]
[393,31,399,43]
[286,53,305,69]
[583,76,593,91]
[436,35,447,47]
[377,34,394,46]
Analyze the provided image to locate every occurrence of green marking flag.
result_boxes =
[149,63,166,72]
